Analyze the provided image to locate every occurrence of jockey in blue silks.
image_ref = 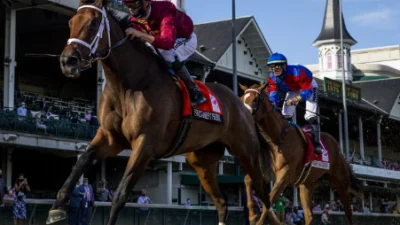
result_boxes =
[267,53,322,154]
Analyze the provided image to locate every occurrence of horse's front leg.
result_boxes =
[107,135,154,225]
[46,129,123,224]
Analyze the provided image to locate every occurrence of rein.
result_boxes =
[244,85,290,148]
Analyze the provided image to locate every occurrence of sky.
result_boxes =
[185,0,400,65]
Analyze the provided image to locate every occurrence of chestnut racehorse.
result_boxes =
[239,83,364,225]
[45,1,275,225]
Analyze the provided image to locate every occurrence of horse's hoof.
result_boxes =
[46,209,67,224]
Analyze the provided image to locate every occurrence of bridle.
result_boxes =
[245,85,290,148]
[244,84,277,122]
[66,5,128,71]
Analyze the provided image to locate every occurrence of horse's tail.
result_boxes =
[255,123,275,181]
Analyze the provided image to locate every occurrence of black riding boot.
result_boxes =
[177,65,207,107]
[307,117,323,155]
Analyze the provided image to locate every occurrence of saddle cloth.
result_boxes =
[289,123,330,168]
[175,76,224,124]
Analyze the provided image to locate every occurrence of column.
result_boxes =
[97,62,105,111]
[179,162,183,171]
[377,116,383,164]
[167,161,172,205]
[218,162,223,175]
[293,187,298,207]
[369,192,372,211]
[358,117,365,161]
[6,148,13,188]
[330,188,334,201]
[3,9,17,109]
[338,110,344,155]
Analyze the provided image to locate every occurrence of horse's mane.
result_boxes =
[80,0,167,69]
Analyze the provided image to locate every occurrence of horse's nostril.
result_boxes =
[65,56,79,67]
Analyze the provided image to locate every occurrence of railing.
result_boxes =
[1,199,400,225]
[0,110,98,141]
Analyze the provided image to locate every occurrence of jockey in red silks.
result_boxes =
[267,53,322,154]
[122,0,206,107]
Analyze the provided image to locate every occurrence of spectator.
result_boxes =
[329,200,337,211]
[292,206,303,225]
[97,180,111,202]
[85,110,92,124]
[137,189,152,211]
[321,208,331,225]
[79,178,94,225]
[380,198,389,213]
[336,200,343,211]
[312,204,321,212]
[363,203,371,214]
[34,112,48,134]
[13,174,31,225]
[184,198,191,206]
[3,187,15,207]
[275,193,288,223]
[17,102,27,119]
[69,182,84,225]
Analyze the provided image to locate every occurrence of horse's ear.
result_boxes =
[239,83,248,91]
[258,82,268,92]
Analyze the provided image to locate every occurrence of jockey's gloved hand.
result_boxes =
[171,56,185,71]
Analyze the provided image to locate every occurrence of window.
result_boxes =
[337,54,343,69]
[326,52,332,69]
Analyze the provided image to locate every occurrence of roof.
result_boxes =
[194,16,253,62]
[189,51,215,67]
[313,0,357,47]
[353,78,400,114]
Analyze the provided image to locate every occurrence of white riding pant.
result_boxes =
[282,79,319,121]
[146,32,197,63]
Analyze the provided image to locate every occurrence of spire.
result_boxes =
[313,0,357,47]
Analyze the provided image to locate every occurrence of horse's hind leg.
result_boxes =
[185,143,227,225]
[231,149,280,225]
[299,184,313,225]
[47,129,123,224]
[107,136,154,225]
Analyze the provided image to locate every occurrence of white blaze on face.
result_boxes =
[218,223,226,225]
[243,93,253,112]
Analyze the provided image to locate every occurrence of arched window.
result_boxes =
[326,52,333,69]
